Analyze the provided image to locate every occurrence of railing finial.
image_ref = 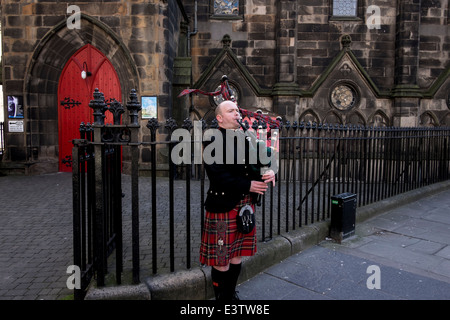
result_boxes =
[89,88,107,125]
[126,89,142,125]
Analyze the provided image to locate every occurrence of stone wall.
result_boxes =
[1,0,450,174]
[183,0,450,127]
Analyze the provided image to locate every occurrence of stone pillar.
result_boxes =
[273,0,300,118]
[392,0,422,127]
[173,21,191,124]
[275,0,297,83]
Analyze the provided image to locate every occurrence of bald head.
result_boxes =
[215,100,241,129]
[215,100,237,116]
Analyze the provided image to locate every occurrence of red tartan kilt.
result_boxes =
[199,197,257,267]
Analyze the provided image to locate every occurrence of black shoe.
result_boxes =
[213,284,224,300]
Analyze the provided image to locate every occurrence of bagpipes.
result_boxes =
[178,75,280,150]
[178,75,281,130]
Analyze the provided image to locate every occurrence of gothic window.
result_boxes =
[212,83,240,106]
[214,0,239,16]
[332,0,358,17]
[329,81,360,111]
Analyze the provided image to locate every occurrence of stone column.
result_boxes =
[392,0,422,127]
[273,0,301,118]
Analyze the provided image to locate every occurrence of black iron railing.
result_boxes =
[72,90,450,299]
[72,89,139,299]
[273,123,450,235]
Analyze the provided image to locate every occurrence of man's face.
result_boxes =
[216,101,241,130]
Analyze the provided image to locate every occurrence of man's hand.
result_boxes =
[250,181,268,194]
[262,170,276,187]
[250,170,276,194]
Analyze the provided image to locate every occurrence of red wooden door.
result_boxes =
[58,44,121,172]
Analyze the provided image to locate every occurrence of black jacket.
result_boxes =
[204,127,263,213]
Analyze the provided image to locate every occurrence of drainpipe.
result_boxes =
[187,0,198,58]
[187,0,198,113]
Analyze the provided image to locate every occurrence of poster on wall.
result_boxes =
[141,96,157,119]
[9,120,24,132]
[7,95,24,119]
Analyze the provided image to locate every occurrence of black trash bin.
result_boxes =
[329,192,357,243]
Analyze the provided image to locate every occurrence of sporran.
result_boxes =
[236,204,255,234]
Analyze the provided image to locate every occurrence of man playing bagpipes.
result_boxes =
[179,75,279,300]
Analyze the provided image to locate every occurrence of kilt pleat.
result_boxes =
[199,196,257,266]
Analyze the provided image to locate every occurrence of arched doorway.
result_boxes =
[58,44,121,172]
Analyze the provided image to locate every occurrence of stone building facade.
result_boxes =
[183,0,450,129]
[1,0,449,174]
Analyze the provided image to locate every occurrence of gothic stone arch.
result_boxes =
[24,14,138,172]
